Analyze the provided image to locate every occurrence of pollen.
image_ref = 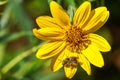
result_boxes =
[65,26,91,52]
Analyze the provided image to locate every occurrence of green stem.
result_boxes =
[0,44,6,67]
[1,44,42,74]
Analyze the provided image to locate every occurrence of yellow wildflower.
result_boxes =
[33,1,111,79]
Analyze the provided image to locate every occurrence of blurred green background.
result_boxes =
[0,0,120,80]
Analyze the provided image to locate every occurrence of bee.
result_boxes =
[62,57,78,68]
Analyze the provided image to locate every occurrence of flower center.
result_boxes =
[65,26,91,52]
[62,57,78,68]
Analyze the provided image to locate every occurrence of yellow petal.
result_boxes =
[64,66,77,79]
[37,27,64,37]
[78,54,91,75]
[50,1,71,28]
[51,49,66,72]
[63,50,78,79]
[51,49,77,72]
[82,44,104,67]
[36,16,62,29]
[65,49,78,57]
[33,28,47,40]
[89,33,111,52]
[73,1,91,27]
[83,7,109,33]
[33,28,64,40]
[36,41,66,59]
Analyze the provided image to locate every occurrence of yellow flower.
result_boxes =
[33,1,111,79]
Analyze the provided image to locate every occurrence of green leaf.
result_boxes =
[0,31,33,43]
[0,4,12,30]
[9,0,33,31]
[12,61,37,79]
[33,70,64,80]
[0,44,6,67]
[9,0,35,44]
[1,44,41,74]
[66,0,76,7]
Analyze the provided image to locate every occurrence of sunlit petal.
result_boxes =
[51,49,78,72]
[36,41,66,59]
[50,1,71,28]
[73,1,91,27]
[36,16,62,29]
[37,27,64,37]
[82,45,104,67]
[78,54,91,75]
[83,7,109,33]
[33,28,64,40]
[89,33,111,52]
[51,49,66,72]
[64,67,77,79]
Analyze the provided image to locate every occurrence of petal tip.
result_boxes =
[64,67,77,79]
[33,28,38,36]
[36,17,42,26]
[83,1,91,6]
[88,72,91,75]
[52,68,58,72]
[97,62,104,68]
[107,45,111,52]
[35,53,46,59]
[36,52,41,59]
[36,17,39,22]
[33,28,37,32]
[81,1,91,8]
[50,1,57,6]
[98,7,107,11]
[35,51,46,59]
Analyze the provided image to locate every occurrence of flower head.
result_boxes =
[33,1,111,79]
